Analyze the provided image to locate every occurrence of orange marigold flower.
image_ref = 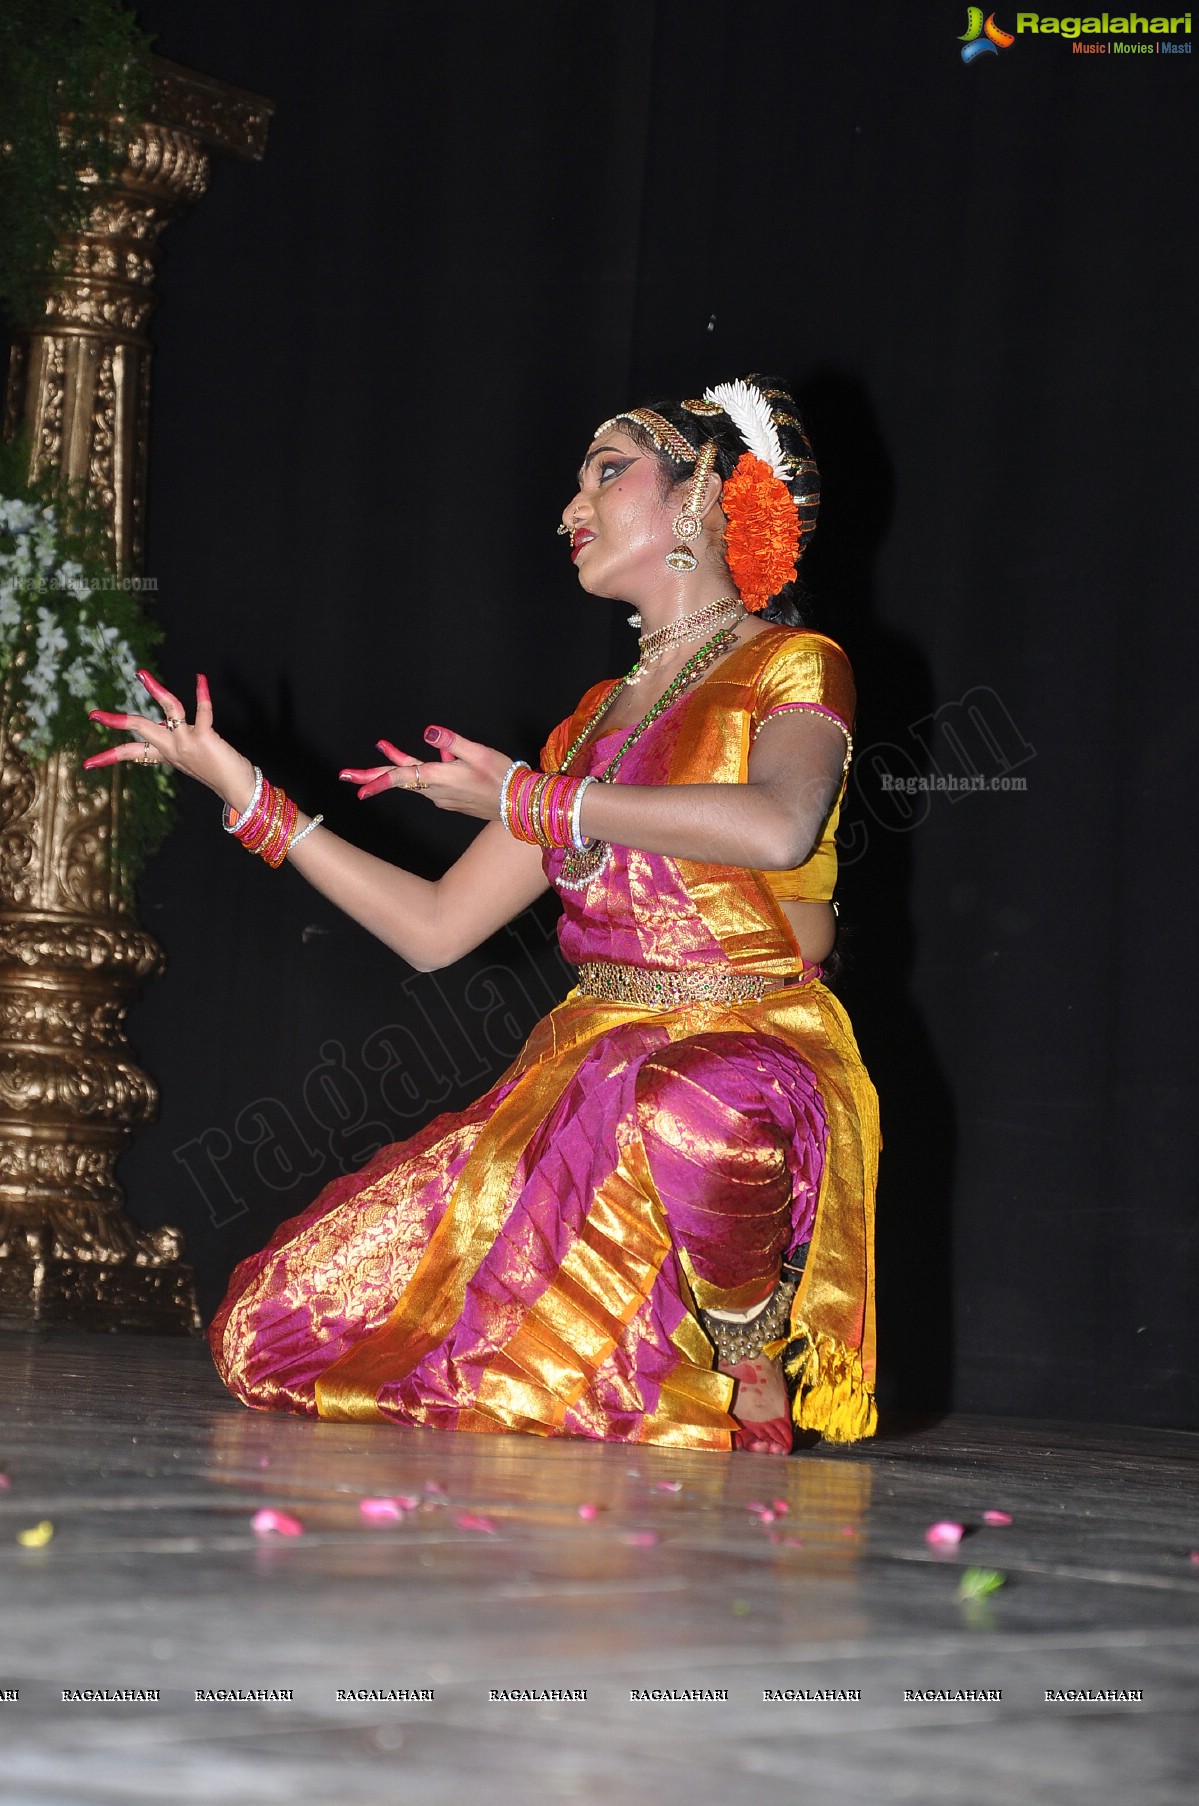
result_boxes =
[721,453,800,612]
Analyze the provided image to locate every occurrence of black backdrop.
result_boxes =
[104,0,1196,1428]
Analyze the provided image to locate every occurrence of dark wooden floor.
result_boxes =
[1,1331,1196,1805]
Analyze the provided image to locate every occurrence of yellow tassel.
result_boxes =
[783,1326,877,1444]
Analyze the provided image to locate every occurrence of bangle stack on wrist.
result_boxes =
[500,764,596,852]
[222,767,323,867]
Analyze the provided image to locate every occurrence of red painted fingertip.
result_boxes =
[424,726,442,746]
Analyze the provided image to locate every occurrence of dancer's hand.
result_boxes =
[83,670,255,806]
[339,725,512,821]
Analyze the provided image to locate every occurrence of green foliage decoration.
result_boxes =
[0,0,154,326]
[0,434,174,886]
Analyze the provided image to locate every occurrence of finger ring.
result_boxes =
[140,745,154,764]
[411,777,427,792]
[165,716,183,731]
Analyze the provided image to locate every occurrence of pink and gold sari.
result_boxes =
[210,628,879,1448]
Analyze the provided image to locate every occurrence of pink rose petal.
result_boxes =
[257,1457,270,1468]
[771,1499,790,1514]
[453,1512,496,1534]
[758,1510,777,1525]
[1188,1551,1199,1565]
[654,1481,683,1493]
[251,1508,303,1537]
[746,1501,768,1514]
[925,1520,964,1548]
[840,1525,858,1538]
[983,1510,1013,1526]
[360,1498,405,1524]
[394,1494,421,1511]
[0,1474,10,1489]
[577,1504,599,1521]
[622,1531,658,1547]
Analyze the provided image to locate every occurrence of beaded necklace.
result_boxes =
[554,625,738,890]
[625,595,744,684]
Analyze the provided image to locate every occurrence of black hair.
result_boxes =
[616,375,820,627]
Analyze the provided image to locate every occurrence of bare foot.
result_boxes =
[721,1353,793,1455]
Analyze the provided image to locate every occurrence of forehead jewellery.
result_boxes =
[591,408,698,466]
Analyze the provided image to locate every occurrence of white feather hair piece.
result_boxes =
[702,379,790,484]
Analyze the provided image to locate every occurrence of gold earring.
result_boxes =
[664,441,717,572]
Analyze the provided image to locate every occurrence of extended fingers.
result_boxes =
[194,673,213,730]
[339,757,429,801]
[137,669,186,726]
[338,764,392,784]
[82,742,161,770]
[376,739,421,768]
[354,772,402,800]
[89,708,156,733]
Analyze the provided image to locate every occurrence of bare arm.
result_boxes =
[346,709,848,872]
[576,710,849,869]
[85,673,549,972]
[284,818,548,971]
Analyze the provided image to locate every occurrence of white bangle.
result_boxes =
[286,814,323,855]
[499,759,529,837]
[570,774,596,850]
[222,766,262,833]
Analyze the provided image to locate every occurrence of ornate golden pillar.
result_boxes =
[0,59,271,1332]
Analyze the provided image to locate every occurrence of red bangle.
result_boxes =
[230,776,304,868]
[502,767,586,850]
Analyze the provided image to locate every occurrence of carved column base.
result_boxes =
[0,1219,201,1335]
[0,743,204,1335]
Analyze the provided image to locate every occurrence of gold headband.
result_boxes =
[592,408,698,464]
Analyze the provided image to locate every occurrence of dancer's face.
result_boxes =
[561,427,680,600]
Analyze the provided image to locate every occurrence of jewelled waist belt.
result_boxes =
[574,961,806,1009]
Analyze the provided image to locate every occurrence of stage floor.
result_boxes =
[1,1332,1196,1805]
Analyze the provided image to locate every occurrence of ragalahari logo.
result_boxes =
[960,7,1017,58]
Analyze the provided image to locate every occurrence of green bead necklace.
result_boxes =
[555,625,738,891]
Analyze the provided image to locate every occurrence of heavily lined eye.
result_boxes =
[598,458,632,481]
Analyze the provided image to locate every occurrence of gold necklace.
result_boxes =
[624,595,744,685]
[555,626,739,890]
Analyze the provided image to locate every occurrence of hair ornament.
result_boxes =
[592,408,697,465]
[701,378,791,483]
[720,455,801,613]
[680,397,723,416]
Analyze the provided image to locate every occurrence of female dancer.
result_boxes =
[86,377,879,1456]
